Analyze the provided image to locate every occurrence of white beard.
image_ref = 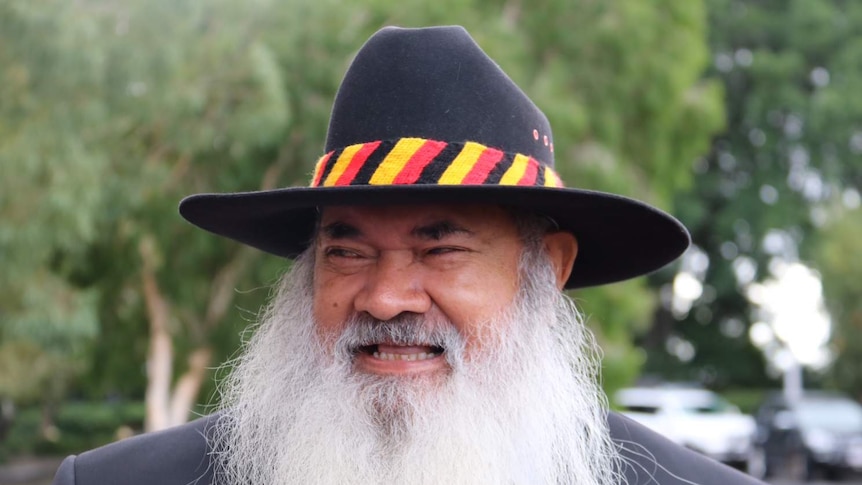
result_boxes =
[210,248,623,485]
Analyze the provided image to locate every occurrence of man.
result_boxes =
[53,26,763,484]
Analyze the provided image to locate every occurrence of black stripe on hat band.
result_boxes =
[416,143,463,184]
[350,140,397,185]
[483,151,517,185]
[534,165,545,186]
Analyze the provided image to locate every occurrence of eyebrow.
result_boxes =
[320,222,362,240]
[411,220,473,240]
[319,219,473,241]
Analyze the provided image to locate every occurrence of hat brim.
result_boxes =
[178,185,689,289]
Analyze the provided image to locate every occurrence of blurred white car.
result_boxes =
[614,386,756,467]
[752,391,862,480]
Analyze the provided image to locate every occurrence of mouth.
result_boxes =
[353,343,447,374]
[358,344,445,361]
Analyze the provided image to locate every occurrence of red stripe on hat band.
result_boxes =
[517,157,539,186]
[335,141,381,186]
[312,151,334,187]
[462,147,505,184]
[393,139,448,184]
[309,138,565,189]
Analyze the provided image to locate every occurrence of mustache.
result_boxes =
[333,313,465,356]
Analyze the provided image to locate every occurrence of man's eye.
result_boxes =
[325,247,363,259]
[425,246,463,256]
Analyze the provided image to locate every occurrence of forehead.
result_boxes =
[317,203,519,239]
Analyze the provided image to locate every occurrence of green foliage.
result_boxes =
[576,281,658,396]
[815,205,862,398]
[2,401,145,459]
[0,0,293,410]
[516,0,724,206]
[0,1,106,404]
[641,0,862,389]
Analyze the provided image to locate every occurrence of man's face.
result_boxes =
[312,203,524,376]
[215,204,619,485]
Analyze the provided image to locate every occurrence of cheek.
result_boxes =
[430,262,520,350]
[312,271,353,343]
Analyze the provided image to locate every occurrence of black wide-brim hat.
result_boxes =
[180,26,689,289]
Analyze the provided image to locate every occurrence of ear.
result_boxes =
[542,231,578,290]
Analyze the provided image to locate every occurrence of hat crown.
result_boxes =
[179,25,690,290]
[325,26,555,168]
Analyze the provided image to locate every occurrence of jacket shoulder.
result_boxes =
[609,411,764,485]
[53,414,217,485]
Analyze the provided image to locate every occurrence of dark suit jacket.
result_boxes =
[52,412,764,484]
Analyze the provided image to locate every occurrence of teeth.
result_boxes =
[372,351,439,361]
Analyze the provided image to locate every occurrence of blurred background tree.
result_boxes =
[2,0,859,460]
[639,0,862,394]
[1,0,294,438]
[1,1,111,442]
[816,204,862,400]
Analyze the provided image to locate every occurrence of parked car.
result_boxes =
[751,391,862,481]
[614,386,756,469]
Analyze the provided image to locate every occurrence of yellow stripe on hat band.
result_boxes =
[311,154,328,185]
[499,154,530,185]
[437,141,486,185]
[543,166,557,187]
[370,138,427,185]
[323,143,365,186]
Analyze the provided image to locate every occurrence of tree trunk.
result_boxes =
[139,162,277,432]
[140,236,255,431]
[140,236,173,432]
[168,346,213,426]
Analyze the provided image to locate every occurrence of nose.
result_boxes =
[353,251,431,321]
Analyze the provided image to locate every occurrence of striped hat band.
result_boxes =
[311,138,565,188]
